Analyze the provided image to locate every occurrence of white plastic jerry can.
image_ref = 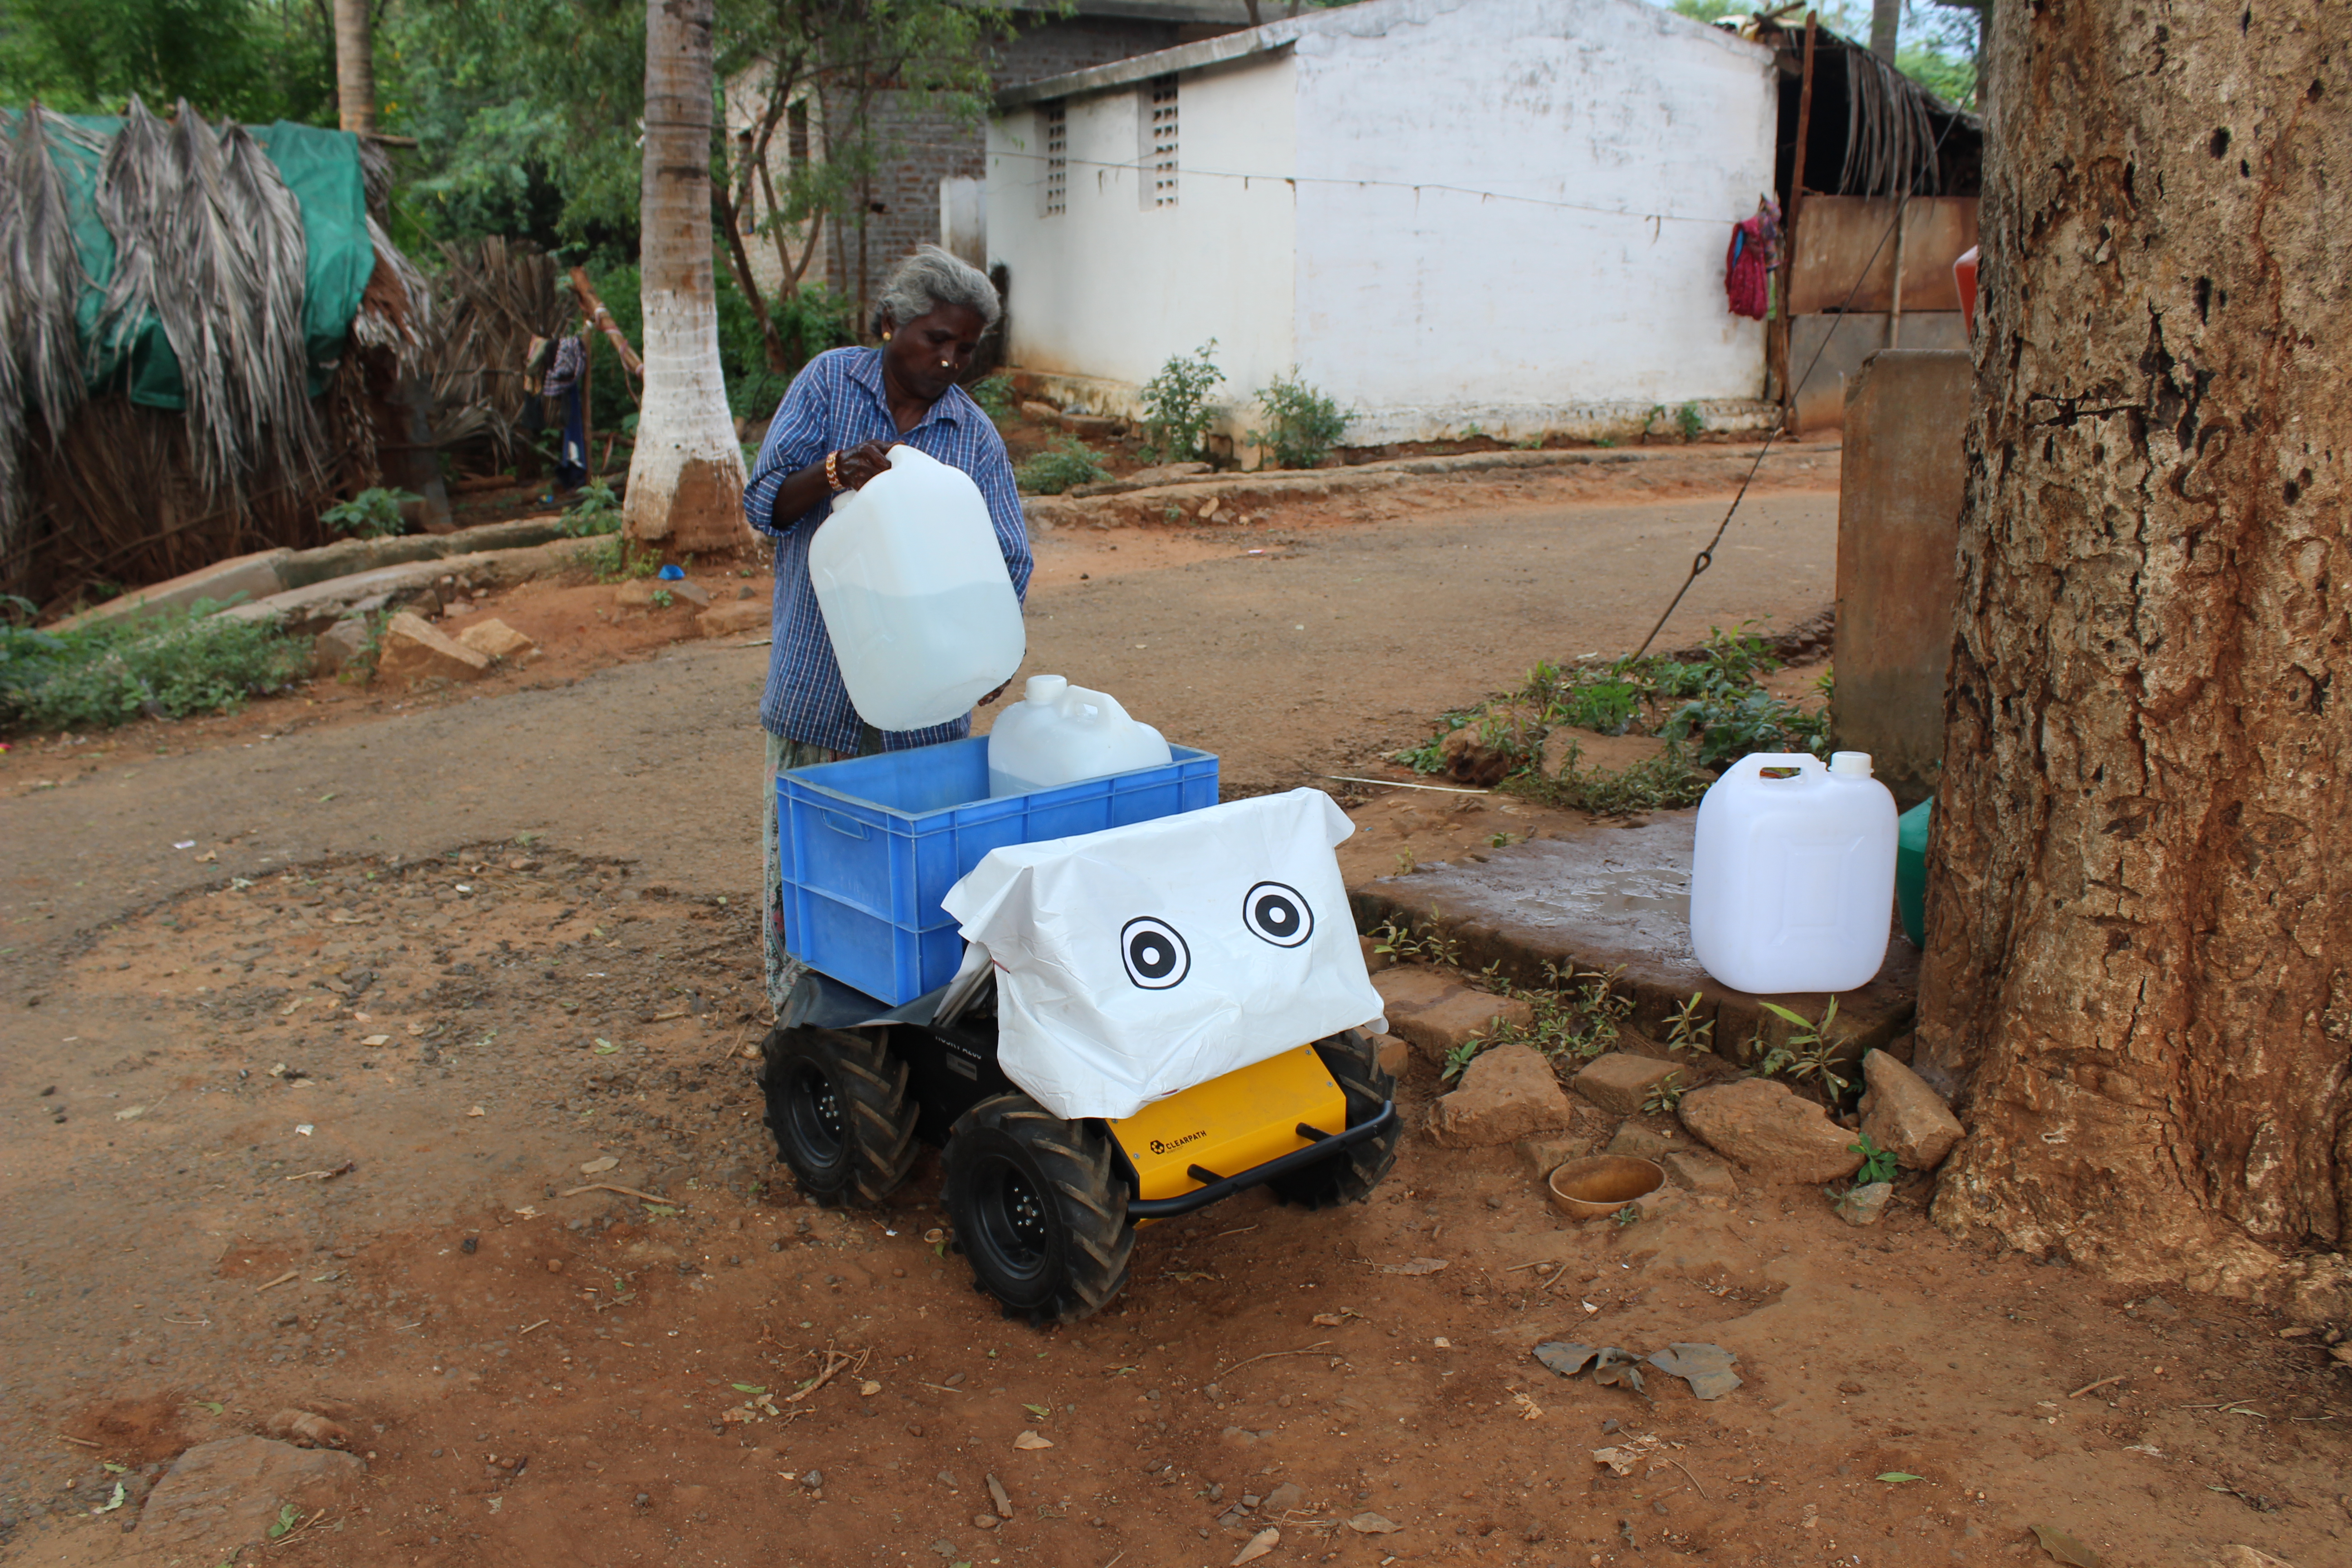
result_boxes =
[1688,751,1897,995]
[987,674,1173,797]
[808,445,1026,732]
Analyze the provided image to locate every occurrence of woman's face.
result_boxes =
[883,303,989,404]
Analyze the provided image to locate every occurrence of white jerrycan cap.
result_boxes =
[1829,750,1874,778]
[1024,673,1069,705]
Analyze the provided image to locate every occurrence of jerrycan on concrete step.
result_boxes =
[987,674,1172,797]
[808,444,1025,732]
[1688,751,1897,995]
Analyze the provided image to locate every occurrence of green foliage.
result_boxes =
[1611,1203,1642,1227]
[589,534,662,583]
[1138,340,1222,464]
[319,487,419,540]
[0,599,309,734]
[1472,962,1633,1067]
[1661,687,1827,771]
[1849,1132,1898,1188]
[1440,1038,1483,1083]
[0,0,334,122]
[1015,437,1110,496]
[1663,992,1715,1055]
[338,609,394,687]
[559,479,624,537]
[1369,916,1462,969]
[968,373,1015,421]
[1641,1070,1685,1116]
[1675,401,1705,441]
[1547,743,1713,815]
[268,1502,299,1540]
[1754,998,1853,1101]
[1250,368,1350,469]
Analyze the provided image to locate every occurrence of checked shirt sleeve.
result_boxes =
[963,421,1034,603]
[743,353,843,539]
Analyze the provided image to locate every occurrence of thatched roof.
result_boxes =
[0,98,429,605]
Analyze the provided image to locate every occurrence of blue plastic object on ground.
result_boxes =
[657,564,686,580]
[777,735,1220,1004]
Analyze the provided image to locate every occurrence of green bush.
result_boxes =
[968,373,1015,421]
[1015,436,1110,495]
[320,487,419,539]
[1138,339,1222,464]
[559,478,624,536]
[1250,368,1349,469]
[0,598,311,734]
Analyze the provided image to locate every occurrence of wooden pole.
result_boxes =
[567,267,644,379]
[1781,13,1821,434]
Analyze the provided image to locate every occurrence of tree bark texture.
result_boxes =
[333,0,377,134]
[626,0,752,553]
[1918,0,2352,1318]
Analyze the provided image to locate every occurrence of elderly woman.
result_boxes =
[743,245,1030,1009]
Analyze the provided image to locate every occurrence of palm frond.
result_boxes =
[8,105,97,439]
[93,97,171,375]
[218,121,324,480]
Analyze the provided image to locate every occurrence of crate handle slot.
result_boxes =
[819,812,870,840]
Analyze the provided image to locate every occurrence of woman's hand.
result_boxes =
[835,440,897,490]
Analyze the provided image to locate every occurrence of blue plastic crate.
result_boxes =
[778,735,1219,1004]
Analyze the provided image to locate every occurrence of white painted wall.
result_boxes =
[985,0,1775,443]
[1291,0,1775,440]
[985,54,1297,413]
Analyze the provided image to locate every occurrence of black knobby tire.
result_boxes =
[1269,1029,1400,1210]
[758,1024,918,1208]
[943,1093,1133,1325]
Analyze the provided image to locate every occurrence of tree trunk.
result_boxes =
[625,0,753,554]
[1918,0,2352,1319]
[1869,0,1899,63]
[333,0,377,134]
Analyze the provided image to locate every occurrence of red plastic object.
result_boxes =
[1954,245,1980,333]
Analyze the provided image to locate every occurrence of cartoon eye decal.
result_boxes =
[1241,881,1313,948]
[1121,917,1191,989]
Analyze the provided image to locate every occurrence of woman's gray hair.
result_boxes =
[875,244,1000,333]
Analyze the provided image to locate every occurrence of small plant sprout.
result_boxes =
[1641,1070,1686,1116]
[1675,401,1705,441]
[1611,1203,1642,1227]
[1370,915,1461,967]
[1441,1038,1486,1083]
[1754,998,1852,1101]
[1664,992,1715,1055]
[320,486,419,539]
[1393,848,1418,876]
[1849,1132,1897,1188]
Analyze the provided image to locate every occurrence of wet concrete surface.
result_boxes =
[1347,809,1918,1058]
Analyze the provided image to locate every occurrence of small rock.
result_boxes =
[262,1410,351,1449]
[1348,1512,1403,1534]
[1124,461,1212,485]
[1515,1134,1583,1177]
[2210,1547,2298,1568]
[1013,1431,1053,1450]
[986,1474,1013,1519]
[697,599,770,639]
[1233,1526,1279,1565]
[455,618,536,660]
[1857,1049,1963,1171]
[975,1513,1000,1530]
[1371,1033,1411,1078]
[668,579,713,607]
[1374,968,1536,1066]
[614,580,665,608]
[1572,1053,1688,1117]
[373,611,490,689]
[1018,399,1063,424]
[1660,1148,1737,1195]
[1262,1481,1305,1512]
[1605,1121,1676,1159]
[1835,1181,1893,1226]
[133,1437,362,1547]
[1437,726,1513,786]
[310,618,370,678]
[1425,1044,1576,1148]
[1677,1078,1863,1183]
[802,1470,822,1489]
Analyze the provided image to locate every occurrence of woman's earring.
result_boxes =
[881,331,892,341]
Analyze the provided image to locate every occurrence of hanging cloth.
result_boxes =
[543,336,589,488]
[1725,216,1772,319]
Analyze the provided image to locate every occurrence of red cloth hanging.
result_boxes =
[1725,216,1771,319]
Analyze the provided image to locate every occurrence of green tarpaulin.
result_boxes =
[24,113,375,409]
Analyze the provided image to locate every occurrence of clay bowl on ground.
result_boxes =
[1546,1155,1665,1220]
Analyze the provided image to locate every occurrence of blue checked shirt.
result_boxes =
[743,347,1032,751]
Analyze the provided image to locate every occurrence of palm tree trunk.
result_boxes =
[625,0,753,553]
[1919,0,2352,1317]
[333,0,377,133]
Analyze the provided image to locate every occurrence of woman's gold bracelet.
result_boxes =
[825,451,845,492]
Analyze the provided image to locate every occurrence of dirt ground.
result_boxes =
[3,447,2348,1567]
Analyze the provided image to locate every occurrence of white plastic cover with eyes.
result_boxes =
[940,788,1389,1120]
